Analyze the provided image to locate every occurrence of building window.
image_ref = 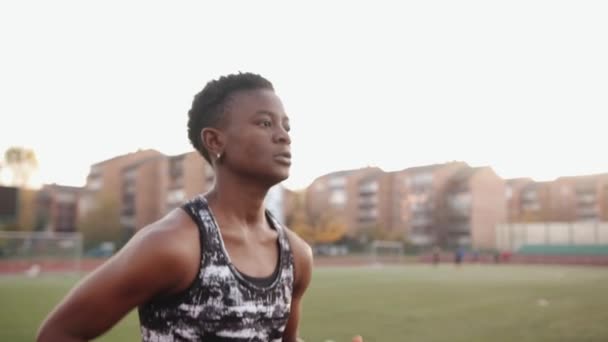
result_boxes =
[359,180,378,194]
[522,189,538,201]
[167,189,186,204]
[87,177,103,191]
[328,176,346,188]
[505,187,513,200]
[329,190,346,207]
[359,194,377,208]
[358,208,378,223]
[409,172,433,188]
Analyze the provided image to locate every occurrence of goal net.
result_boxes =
[0,231,83,276]
[369,240,405,265]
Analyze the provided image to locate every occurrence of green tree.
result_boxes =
[77,194,122,250]
[285,191,348,244]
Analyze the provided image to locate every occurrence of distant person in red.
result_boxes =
[37,72,364,342]
[501,250,512,263]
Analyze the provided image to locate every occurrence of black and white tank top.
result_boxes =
[138,195,295,341]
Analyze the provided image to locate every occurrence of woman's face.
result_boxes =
[221,88,292,185]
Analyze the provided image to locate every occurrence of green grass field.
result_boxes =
[1,265,608,341]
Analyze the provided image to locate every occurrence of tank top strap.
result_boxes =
[266,209,294,268]
[180,195,229,267]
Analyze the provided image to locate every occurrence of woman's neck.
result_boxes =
[206,171,272,227]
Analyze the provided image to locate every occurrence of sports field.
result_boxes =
[1,264,607,341]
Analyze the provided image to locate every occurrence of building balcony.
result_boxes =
[446,222,470,233]
[86,178,103,191]
[121,206,135,216]
[123,169,137,181]
[359,194,377,205]
[359,181,378,195]
[358,202,377,210]
[522,202,541,212]
[169,167,183,179]
[447,208,470,220]
[328,176,346,189]
[410,202,433,213]
[522,191,538,201]
[120,214,135,227]
[577,194,596,205]
[358,216,377,224]
[576,207,597,220]
[410,216,432,227]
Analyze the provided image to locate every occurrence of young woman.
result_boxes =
[37,72,363,342]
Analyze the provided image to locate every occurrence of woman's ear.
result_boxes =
[201,127,225,157]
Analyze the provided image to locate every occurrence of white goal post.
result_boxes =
[0,231,83,275]
[369,240,405,265]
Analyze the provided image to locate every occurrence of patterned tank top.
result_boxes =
[138,195,295,341]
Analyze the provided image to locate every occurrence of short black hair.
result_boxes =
[187,72,274,164]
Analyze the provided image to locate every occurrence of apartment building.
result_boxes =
[82,148,294,235]
[356,170,394,234]
[122,151,215,232]
[506,173,608,223]
[306,167,382,236]
[36,184,81,232]
[164,152,215,214]
[505,178,534,222]
[441,167,506,249]
[550,174,608,222]
[518,181,552,222]
[303,161,506,249]
[79,149,164,221]
[0,186,19,227]
[394,162,469,246]
[120,156,166,233]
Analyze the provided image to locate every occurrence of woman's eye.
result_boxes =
[259,121,272,127]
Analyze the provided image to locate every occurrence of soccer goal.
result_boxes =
[0,231,83,276]
[369,240,405,266]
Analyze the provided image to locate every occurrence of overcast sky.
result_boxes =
[1,1,607,190]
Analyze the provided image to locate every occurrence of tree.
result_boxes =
[284,191,348,244]
[3,146,38,188]
[77,194,122,250]
[313,215,348,244]
[358,224,403,244]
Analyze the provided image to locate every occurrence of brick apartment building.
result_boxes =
[81,149,216,233]
[80,149,287,235]
[36,184,81,232]
[392,162,468,246]
[119,156,166,233]
[0,184,80,232]
[440,167,506,249]
[0,186,20,228]
[306,167,382,237]
[79,149,164,222]
[305,162,507,249]
[550,174,608,222]
[506,173,608,223]
[505,178,534,222]
[355,170,394,236]
[164,152,215,214]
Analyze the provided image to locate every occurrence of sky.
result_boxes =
[1,1,607,190]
